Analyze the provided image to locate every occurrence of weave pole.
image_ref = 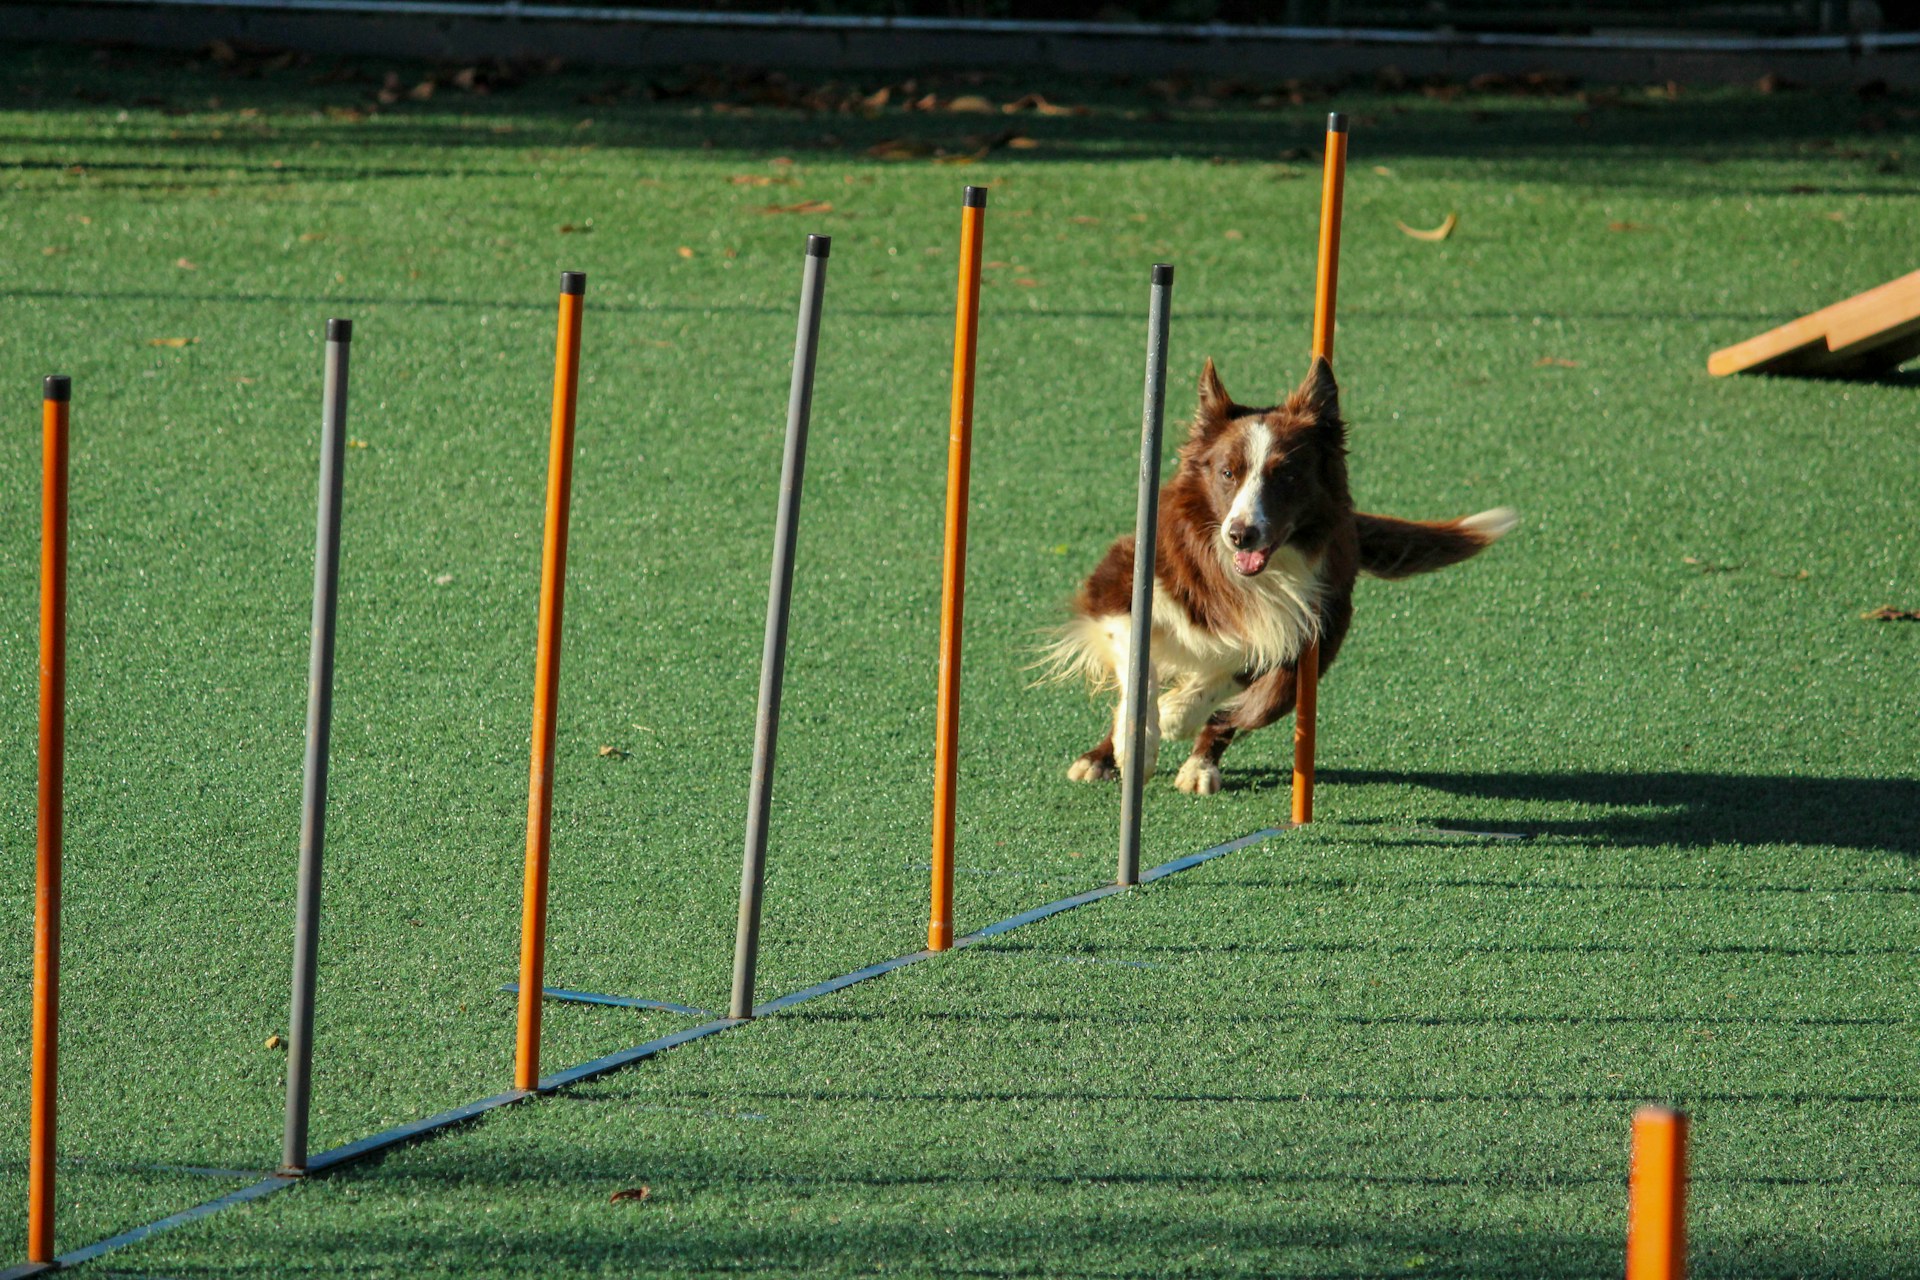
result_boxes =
[1628,1106,1689,1280]
[282,319,351,1174]
[729,234,831,1021]
[1292,111,1348,828]
[515,270,586,1092]
[26,375,70,1268]
[928,185,987,952]
[1117,264,1173,887]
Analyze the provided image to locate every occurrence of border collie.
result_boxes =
[1044,356,1517,795]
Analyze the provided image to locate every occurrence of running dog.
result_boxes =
[1045,356,1517,795]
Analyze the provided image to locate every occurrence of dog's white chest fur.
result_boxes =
[1070,545,1323,743]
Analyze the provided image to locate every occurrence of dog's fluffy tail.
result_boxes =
[1355,507,1519,579]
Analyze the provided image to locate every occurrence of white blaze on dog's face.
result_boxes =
[1188,356,1344,580]
[1220,420,1277,576]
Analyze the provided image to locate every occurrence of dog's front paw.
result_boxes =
[1068,750,1119,782]
[1174,758,1223,796]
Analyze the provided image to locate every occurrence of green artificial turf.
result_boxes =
[1,42,1916,1277]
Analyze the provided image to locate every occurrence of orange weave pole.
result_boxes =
[29,376,70,1266]
[1292,112,1348,828]
[929,186,986,952]
[515,273,585,1092]
[1628,1106,1689,1280]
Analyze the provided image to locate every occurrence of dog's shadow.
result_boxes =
[1219,766,1920,859]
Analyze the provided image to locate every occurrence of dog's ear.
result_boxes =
[1282,355,1344,445]
[1287,356,1339,420]
[1192,358,1234,437]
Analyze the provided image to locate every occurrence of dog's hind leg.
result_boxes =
[1108,630,1161,783]
[1068,732,1118,782]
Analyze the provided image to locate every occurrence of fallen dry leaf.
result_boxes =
[1068,215,1099,225]
[42,246,64,257]
[347,438,369,449]
[1014,277,1039,287]
[1607,220,1647,232]
[1224,229,1245,240]
[1682,555,1742,574]
[433,573,453,586]
[1005,135,1040,150]
[298,231,326,242]
[407,80,436,101]
[946,94,995,114]
[265,1034,284,1050]
[867,137,932,161]
[558,222,593,234]
[760,199,832,215]
[1396,212,1458,242]
[728,173,791,187]
[598,744,631,759]
[175,257,198,270]
[676,246,694,258]
[1861,605,1920,621]
[610,1185,651,1204]
[148,337,197,348]
[861,86,890,110]
[1372,165,1395,176]
[934,149,988,165]
[1534,356,1580,368]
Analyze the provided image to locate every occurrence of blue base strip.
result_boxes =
[302,1088,531,1174]
[1141,826,1286,881]
[537,1018,742,1092]
[51,1175,296,1269]
[501,983,716,1019]
[24,826,1280,1274]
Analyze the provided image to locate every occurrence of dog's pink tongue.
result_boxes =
[1233,548,1270,576]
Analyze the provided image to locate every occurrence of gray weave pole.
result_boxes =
[730,235,831,1020]
[282,318,351,1173]
[1118,265,1172,887]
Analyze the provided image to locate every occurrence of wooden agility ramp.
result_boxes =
[1709,269,1920,378]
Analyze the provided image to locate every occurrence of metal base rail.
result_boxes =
[0,825,1284,1280]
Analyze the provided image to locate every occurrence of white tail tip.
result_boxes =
[1461,506,1521,540]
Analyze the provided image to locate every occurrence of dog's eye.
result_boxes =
[1220,466,1235,481]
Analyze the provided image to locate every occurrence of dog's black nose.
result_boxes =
[1226,519,1261,550]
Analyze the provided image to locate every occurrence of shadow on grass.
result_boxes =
[179,1161,1915,1280]
[0,282,1807,327]
[1222,769,1920,859]
[5,41,1918,183]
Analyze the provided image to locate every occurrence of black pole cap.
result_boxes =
[1327,111,1349,133]
[806,234,831,259]
[1151,263,1174,286]
[326,318,353,342]
[560,270,587,296]
[43,375,71,402]
[963,185,988,209]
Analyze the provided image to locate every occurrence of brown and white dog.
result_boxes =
[1045,356,1516,795]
